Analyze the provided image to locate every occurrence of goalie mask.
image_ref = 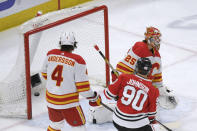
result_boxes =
[144,27,161,51]
[135,57,152,76]
[59,32,77,48]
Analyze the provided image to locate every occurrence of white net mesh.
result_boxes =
[0,32,27,118]
[0,5,108,118]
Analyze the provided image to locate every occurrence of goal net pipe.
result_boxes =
[23,5,109,119]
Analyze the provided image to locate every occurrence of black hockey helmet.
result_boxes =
[136,57,152,75]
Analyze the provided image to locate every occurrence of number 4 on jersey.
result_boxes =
[51,65,64,87]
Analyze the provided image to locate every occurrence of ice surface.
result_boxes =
[0,0,197,130]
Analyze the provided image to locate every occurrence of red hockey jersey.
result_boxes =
[104,73,159,128]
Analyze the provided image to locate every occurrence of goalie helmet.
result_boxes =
[144,27,161,50]
[136,57,152,76]
[59,32,77,47]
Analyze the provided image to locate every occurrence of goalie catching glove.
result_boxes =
[87,91,101,107]
[157,85,178,109]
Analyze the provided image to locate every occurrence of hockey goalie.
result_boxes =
[89,27,178,125]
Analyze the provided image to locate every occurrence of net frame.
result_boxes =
[23,5,110,119]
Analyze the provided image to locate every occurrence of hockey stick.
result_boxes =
[155,120,173,131]
[101,103,173,131]
[100,101,114,112]
[94,45,119,77]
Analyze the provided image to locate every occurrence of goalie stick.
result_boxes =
[93,45,173,131]
[94,45,119,77]
[155,120,173,131]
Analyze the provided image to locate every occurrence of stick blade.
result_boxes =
[153,121,181,131]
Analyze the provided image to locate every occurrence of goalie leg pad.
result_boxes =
[88,103,116,124]
[158,95,178,109]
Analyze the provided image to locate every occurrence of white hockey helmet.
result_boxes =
[59,32,77,46]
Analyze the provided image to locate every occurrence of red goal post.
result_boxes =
[23,5,110,119]
[0,5,109,120]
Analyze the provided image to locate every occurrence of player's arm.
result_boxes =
[152,70,171,96]
[152,63,163,89]
[112,48,137,82]
[116,55,136,74]
[104,74,123,100]
[74,59,101,106]
[116,43,145,75]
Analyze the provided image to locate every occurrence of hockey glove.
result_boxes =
[168,96,178,105]
[157,86,178,109]
[158,85,176,96]
[111,71,118,82]
[88,92,101,107]
[149,117,157,124]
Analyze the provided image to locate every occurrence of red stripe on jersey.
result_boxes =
[152,73,162,82]
[75,81,90,92]
[41,72,47,80]
[103,89,112,100]
[46,90,79,105]
[47,126,61,131]
[116,62,134,74]
[77,86,90,92]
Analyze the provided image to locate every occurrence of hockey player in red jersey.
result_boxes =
[88,27,177,125]
[112,26,177,109]
[104,57,159,131]
[41,32,101,131]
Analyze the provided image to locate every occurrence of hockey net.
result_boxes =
[0,5,109,119]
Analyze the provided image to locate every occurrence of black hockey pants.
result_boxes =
[113,121,153,131]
